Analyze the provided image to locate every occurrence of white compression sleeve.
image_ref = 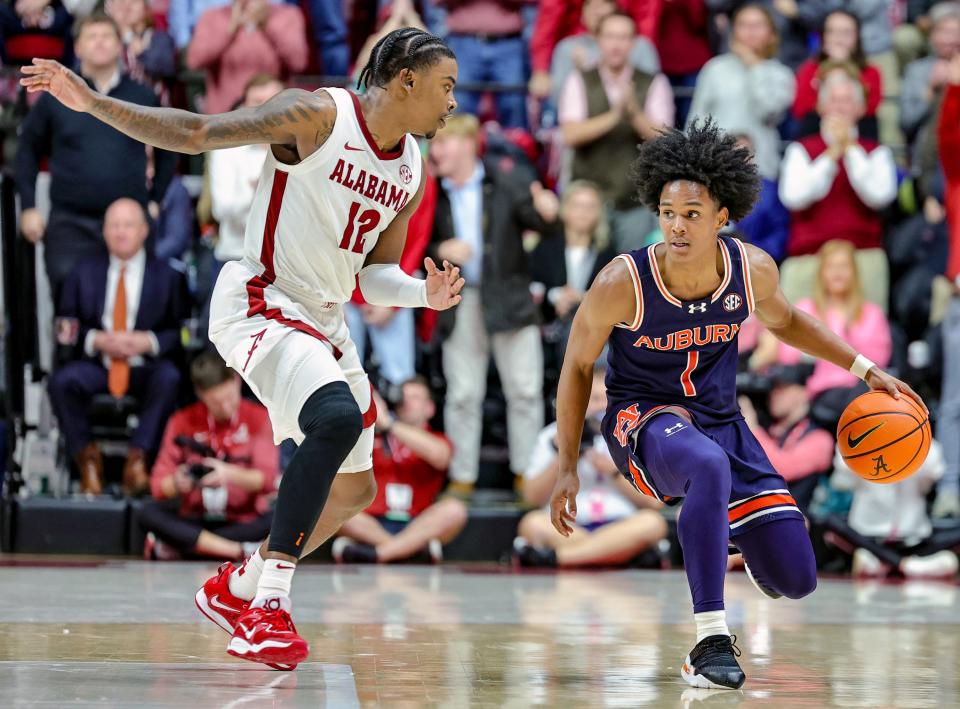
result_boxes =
[357,263,430,308]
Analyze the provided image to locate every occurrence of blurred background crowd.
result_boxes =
[2,0,960,578]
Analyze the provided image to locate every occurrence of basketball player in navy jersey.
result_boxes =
[550,120,927,690]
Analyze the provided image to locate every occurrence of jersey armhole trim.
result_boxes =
[264,87,339,175]
[733,238,756,313]
[613,254,644,330]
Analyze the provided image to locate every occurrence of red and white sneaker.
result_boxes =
[227,598,309,667]
[195,563,297,671]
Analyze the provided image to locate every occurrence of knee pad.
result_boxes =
[298,381,363,444]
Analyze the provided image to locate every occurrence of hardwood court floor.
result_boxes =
[0,561,957,707]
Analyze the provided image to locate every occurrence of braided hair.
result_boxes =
[357,27,455,91]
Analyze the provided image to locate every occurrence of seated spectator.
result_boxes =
[655,0,711,126]
[687,3,796,181]
[15,12,175,299]
[440,0,530,128]
[546,0,661,107]
[141,351,277,561]
[146,145,192,264]
[729,132,790,262]
[779,70,897,257]
[186,0,307,114]
[559,11,674,252]
[934,55,960,519]
[825,441,959,579]
[752,240,892,429]
[106,0,177,104]
[901,2,960,170]
[0,0,74,64]
[332,378,467,564]
[738,366,834,514]
[513,365,667,568]
[792,10,883,140]
[429,114,557,496]
[48,198,187,496]
[529,180,616,360]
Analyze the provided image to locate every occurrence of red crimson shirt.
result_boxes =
[941,83,960,283]
[150,399,279,522]
[366,427,452,520]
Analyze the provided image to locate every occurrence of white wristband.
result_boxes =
[357,263,430,308]
[850,354,875,380]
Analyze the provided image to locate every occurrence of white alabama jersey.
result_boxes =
[240,86,423,308]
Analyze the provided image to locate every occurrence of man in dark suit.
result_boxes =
[49,198,187,496]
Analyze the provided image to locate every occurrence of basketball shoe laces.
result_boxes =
[691,634,742,669]
[247,606,298,636]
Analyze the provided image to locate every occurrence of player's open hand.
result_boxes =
[549,472,580,536]
[20,58,96,112]
[865,367,928,416]
[424,257,464,311]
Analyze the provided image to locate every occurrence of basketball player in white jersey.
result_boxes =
[22,28,462,668]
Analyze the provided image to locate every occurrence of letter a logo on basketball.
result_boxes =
[847,422,885,449]
[872,454,891,477]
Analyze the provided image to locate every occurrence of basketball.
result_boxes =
[836,391,931,484]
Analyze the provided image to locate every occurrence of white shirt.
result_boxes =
[441,161,485,285]
[778,130,898,211]
[83,249,159,368]
[209,143,269,262]
[525,421,637,526]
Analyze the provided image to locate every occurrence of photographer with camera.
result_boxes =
[513,363,667,568]
[140,351,278,560]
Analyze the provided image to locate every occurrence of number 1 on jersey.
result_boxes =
[339,201,381,254]
[681,351,699,397]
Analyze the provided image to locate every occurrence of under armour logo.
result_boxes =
[688,302,707,314]
[664,423,685,436]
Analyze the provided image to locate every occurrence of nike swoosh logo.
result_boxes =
[238,623,257,641]
[847,422,885,449]
[345,142,364,152]
[276,563,295,570]
[209,594,237,613]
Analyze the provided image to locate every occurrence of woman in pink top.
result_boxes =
[751,239,892,424]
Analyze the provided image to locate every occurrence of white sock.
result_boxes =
[228,548,264,601]
[252,559,296,606]
[694,610,730,643]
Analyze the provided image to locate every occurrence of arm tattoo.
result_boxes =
[88,88,336,156]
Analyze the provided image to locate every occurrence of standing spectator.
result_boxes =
[513,365,667,568]
[528,180,616,361]
[141,350,278,561]
[147,145,192,264]
[792,10,883,140]
[439,0,530,128]
[302,0,348,76]
[779,70,898,257]
[751,240,893,429]
[15,12,175,298]
[729,132,790,262]
[106,0,177,104]
[559,11,675,252]
[546,0,661,108]
[934,54,960,518]
[901,2,960,166]
[332,378,468,564]
[738,366,835,513]
[0,0,74,64]
[655,0,712,126]
[48,199,187,496]
[705,0,824,70]
[429,114,558,495]
[186,0,307,114]
[688,3,796,181]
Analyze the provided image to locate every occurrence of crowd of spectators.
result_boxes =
[4,0,960,576]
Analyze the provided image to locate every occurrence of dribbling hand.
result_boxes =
[20,58,96,112]
[424,257,465,311]
[864,367,928,416]
[549,472,580,536]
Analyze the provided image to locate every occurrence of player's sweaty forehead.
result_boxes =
[659,179,712,206]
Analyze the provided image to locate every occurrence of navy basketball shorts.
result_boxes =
[601,402,804,538]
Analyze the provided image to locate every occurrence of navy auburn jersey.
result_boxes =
[605,234,756,427]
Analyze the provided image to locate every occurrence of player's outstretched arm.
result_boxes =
[20,58,333,155]
[747,243,927,414]
[550,259,636,536]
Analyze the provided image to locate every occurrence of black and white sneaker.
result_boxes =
[681,634,746,690]
[512,537,558,568]
[332,536,378,564]
[744,562,782,599]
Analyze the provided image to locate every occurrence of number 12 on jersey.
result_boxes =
[339,201,381,254]
[681,351,699,397]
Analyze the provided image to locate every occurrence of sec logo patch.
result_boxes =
[723,293,742,312]
[399,164,413,184]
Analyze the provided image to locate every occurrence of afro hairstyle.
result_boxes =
[630,118,761,222]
